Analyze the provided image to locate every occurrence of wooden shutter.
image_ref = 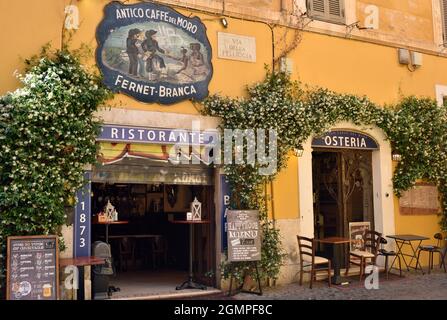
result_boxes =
[441,0,447,43]
[307,0,345,25]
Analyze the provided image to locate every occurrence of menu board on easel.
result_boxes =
[6,235,59,300]
[227,210,261,262]
[399,183,441,215]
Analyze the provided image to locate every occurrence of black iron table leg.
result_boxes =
[77,266,85,300]
[331,243,348,285]
[176,223,207,290]
[410,240,424,272]
[390,240,409,271]
[105,224,109,244]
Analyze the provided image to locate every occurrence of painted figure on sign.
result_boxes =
[142,30,167,74]
[126,28,141,76]
[136,31,147,78]
[174,47,189,75]
[189,43,207,76]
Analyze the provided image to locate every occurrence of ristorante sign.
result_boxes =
[312,130,379,150]
[96,2,213,104]
[98,124,218,146]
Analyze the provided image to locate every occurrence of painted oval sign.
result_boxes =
[96,1,213,104]
[312,130,379,150]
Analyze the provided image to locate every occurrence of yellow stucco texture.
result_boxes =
[0,0,271,115]
[0,0,65,93]
[65,0,272,115]
[357,0,434,42]
[0,1,443,265]
[290,30,447,104]
[272,153,299,220]
[391,162,444,267]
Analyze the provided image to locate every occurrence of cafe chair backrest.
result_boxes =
[363,230,382,255]
[297,235,315,263]
[119,237,134,254]
[92,241,114,276]
[351,230,366,250]
[434,233,443,247]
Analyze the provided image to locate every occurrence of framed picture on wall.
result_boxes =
[348,222,371,252]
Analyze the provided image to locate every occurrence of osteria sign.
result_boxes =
[312,130,379,150]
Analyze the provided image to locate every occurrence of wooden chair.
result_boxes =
[151,236,168,269]
[118,237,135,272]
[345,230,382,281]
[416,233,446,274]
[297,235,332,289]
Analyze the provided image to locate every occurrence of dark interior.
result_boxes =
[91,182,215,283]
[312,150,374,265]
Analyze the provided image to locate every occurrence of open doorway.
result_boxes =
[90,159,216,299]
[312,150,374,265]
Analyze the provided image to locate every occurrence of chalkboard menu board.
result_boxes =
[7,236,59,300]
[227,210,261,262]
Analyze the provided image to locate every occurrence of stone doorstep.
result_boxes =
[110,288,222,300]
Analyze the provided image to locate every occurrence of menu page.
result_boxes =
[227,210,261,262]
[399,183,440,215]
[7,236,58,300]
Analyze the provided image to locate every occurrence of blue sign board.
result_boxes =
[220,175,231,252]
[98,124,218,146]
[74,172,91,258]
[96,2,213,104]
[312,130,379,150]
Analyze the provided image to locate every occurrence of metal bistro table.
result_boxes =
[387,234,430,272]
[316,237,351,285]
[170,220,210,290]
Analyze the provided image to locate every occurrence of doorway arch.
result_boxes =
[298,122,395,241]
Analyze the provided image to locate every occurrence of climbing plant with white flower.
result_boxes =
[0,46,112,297]
[202,69,447,283]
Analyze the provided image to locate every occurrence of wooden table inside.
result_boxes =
[107,234,163,239]
[92,221,129,225]
[60,256,106,267]
[170,220,211,224]
[92,220,129,244]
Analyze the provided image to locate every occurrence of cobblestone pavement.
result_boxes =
[228,270,447,300]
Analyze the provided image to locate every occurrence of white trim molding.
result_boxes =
[298,122,395,243]
[435,84,447,106]
[95,107,221,130]
[432,0,444,48]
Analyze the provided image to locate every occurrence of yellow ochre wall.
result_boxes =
[0,0,443,267]
[356,0,435,43]
[0,0,272,115]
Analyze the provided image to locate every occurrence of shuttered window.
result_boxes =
[306,0,345,25]
[441,0,447,44]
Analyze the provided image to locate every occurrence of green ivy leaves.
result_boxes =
[202,69,447,283]
[0,47,111,297]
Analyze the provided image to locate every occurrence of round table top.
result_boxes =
[92,220,129,225]
[170,220,211,224]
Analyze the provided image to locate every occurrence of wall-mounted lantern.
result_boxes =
[294,147,304,157]
[392,150,402,162]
